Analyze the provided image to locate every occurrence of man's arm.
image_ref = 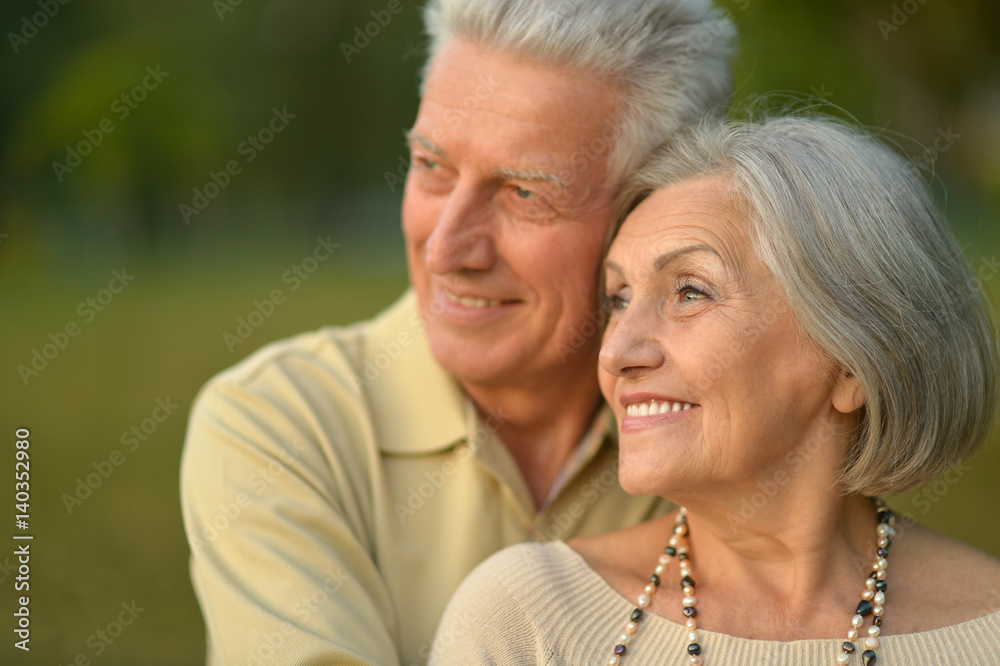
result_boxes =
[181,372,401,666]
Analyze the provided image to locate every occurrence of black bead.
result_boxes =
[682,606,697,618]
[867,571,879,580]
[877,509,891,524]
[873,615,883,627]
[650,573,661,587]
[842,642,856,653]
[687,643,702,656]
[681,575,696,588]
[862,648,877,665]
[884,536,892,548]
[678,553,690,561]
[875,580,887,592]
[856,600,874,616]
[630,609,643,622]
[877,547,889,558]
[614,644,627,656]
[664,546,677,557]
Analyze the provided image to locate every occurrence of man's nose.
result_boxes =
[425,181,497,275]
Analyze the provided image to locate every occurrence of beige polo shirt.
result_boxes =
[181,291,671,666]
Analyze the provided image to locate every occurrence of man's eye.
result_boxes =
[603,295,629,312]
[414,156,439,170]
[514,186,536,199]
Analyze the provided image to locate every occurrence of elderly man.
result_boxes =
[181,1,735,664]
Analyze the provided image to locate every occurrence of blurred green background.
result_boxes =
[1,0,998,663]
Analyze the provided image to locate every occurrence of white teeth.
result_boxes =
[625,400,696,418]
[444,290,502,308]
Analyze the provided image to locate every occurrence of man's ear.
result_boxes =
[832,370,866,414]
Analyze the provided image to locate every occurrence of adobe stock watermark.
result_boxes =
[7,0,71,54]
[393,406,510,524]
[534,458,623,543]
[51,65,170,182]
[340,0,416,63]
[222,235,340,353]
[189,439,307,552]
[61,397,179,514]
[384,73,502,192]
[556,307,607,363]
[213,0,244,21]
[58,600,145,665]
[17,268,135,386]
[910,126,960,174]
[350,274,466,389]
[179,106,296,224]
[725,420,835,530]
[877,0,930,40]
[242,566,352,666]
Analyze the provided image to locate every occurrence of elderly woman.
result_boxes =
[427,114,1000,665]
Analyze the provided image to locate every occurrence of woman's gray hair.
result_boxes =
[420,0,737,187]
[619,113,999,496]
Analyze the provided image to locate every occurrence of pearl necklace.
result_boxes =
[607,500,897,665]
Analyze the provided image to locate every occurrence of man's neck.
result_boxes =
[461,371,604,508]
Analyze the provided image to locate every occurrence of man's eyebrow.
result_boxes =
[494,167,569,189]
[405,130,445,157]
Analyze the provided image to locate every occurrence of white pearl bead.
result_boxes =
[877,558,888,571]
[683,596,697,606]
[620,633,631,645]
[865,578,876,590]
[669,535,679,546]
[655,564,666,575]
[638,593,650,608]
[644,584,656,595]
[609,656,620,665]
[689,657,702,665]
[688,631,698,642]
[625,622,637,634]
[686,618,697,629]
[837,654,851,664]
[862,590,875,600]
[848,628,859,641]
[868,625,880,637]
[877,570,886,580]
[877,524,890,536]
[852,614,864,628]
[873,591,885,605]
[873,605,884,616]
[878,537,889,548]
[865,636,879,649]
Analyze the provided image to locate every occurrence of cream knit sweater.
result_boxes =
[429,541,1000,665]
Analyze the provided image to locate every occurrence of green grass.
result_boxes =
[1,243,998,664]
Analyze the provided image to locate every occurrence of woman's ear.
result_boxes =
[832,370,866,414]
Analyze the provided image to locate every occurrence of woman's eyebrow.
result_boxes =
[653,244,720,271]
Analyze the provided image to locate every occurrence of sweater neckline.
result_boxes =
[549,539,1000,646]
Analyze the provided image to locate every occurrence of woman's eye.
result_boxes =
[679,286,708,302]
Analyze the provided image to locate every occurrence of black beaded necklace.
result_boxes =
[607,501,896,665]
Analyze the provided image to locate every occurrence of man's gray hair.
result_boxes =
[619,113,999,497]
[420,0,737,187]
